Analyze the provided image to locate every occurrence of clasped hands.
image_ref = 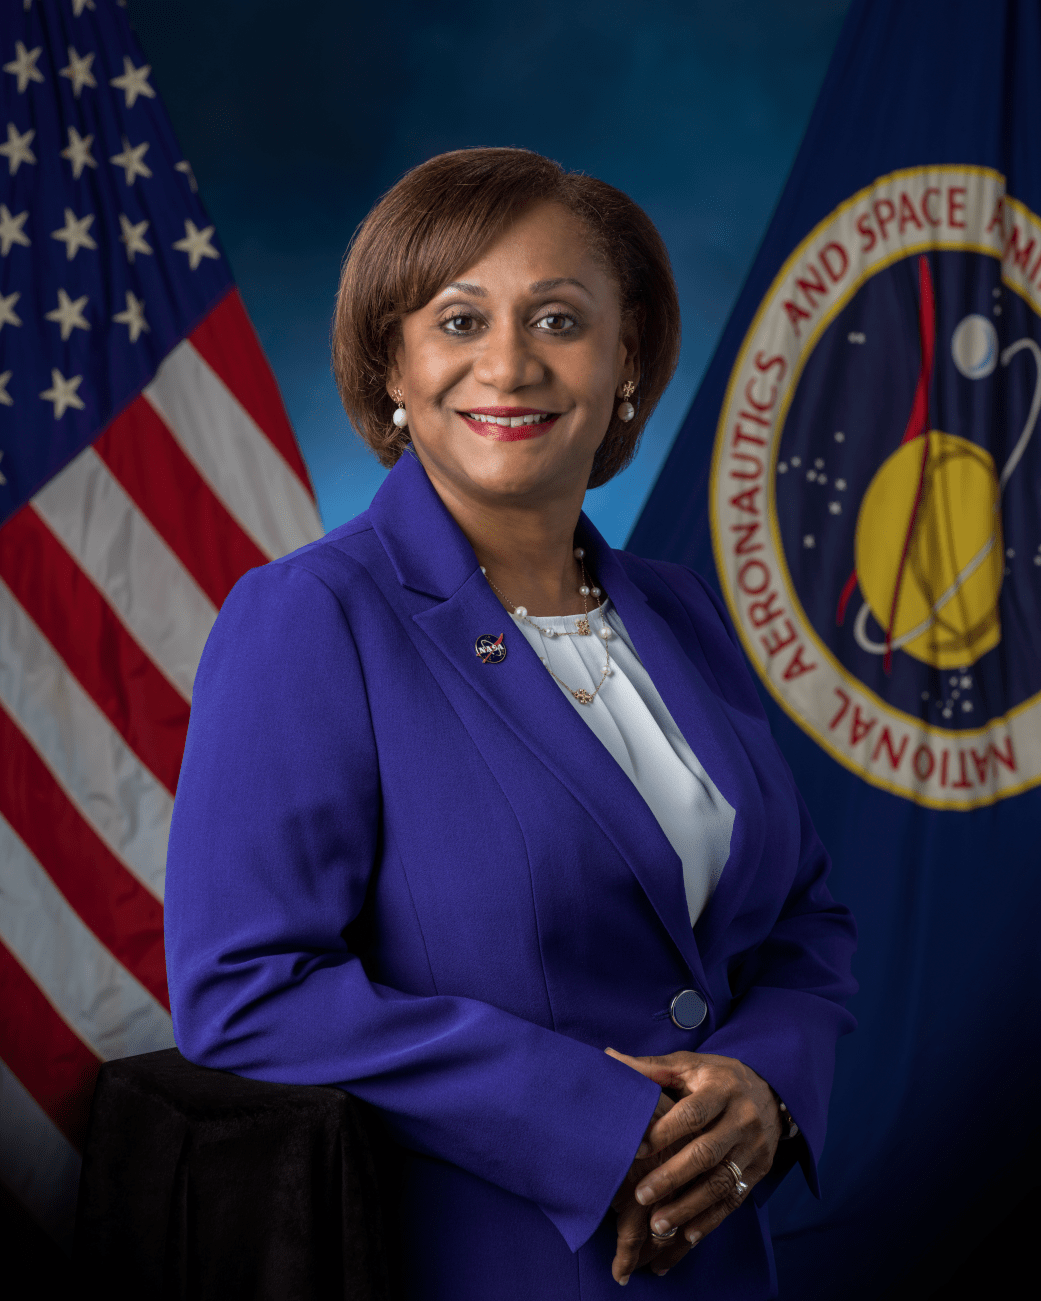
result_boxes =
[605,1049,783,1286]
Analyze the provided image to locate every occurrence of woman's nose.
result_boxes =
[471,321,545,392]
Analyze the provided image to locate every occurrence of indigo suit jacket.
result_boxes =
[165,453,857,1301]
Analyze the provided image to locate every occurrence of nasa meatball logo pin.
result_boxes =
[475,633,507,664]
[711,165,1041,808]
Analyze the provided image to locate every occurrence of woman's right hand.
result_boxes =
[610,1091,692,1285]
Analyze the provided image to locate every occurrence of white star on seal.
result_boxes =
[61,125,97,178]
[40,368,85,418]
[51,208,97,260]
[118,213,152,263]
[45,288,90,341]
[0,122,36,174]
[0,371,11,409]
[110,56,155,108]
[803,535,816,549]
[71,0,96,15]
[0,204,30,255]
[109,135,152,185]
[113,290,149,342]
[0,291,22,331]
[59,46,97,98]
[3,42,44,93]
[173,218,219,269]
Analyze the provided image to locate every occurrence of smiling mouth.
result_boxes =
[459,409,560,440]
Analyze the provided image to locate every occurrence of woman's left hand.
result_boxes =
[606,1048,783,1277]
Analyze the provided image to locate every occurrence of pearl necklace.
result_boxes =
[482,547,614,705]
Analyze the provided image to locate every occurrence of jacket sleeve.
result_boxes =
[669,565,858,1201]
[164,559,660,1252]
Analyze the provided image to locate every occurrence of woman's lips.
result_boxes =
[458,409,560,441]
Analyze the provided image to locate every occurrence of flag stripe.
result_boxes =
[0,718,170,1010]
[0,1055,81,1250]
[0,939,100,1150]
[146,340,324,561]
[0,577,171,901]
[95,394,268,610]
[32,447,218,701]
[0,507,188,796]
[189,288,316,498]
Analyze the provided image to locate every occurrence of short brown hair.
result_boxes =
[332,147,681,489]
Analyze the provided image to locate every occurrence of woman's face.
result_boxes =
[389,201,638,510]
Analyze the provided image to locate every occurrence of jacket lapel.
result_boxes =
[368,457,706,983]
[589,528,768,964]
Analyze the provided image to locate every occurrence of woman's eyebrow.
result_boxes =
[529,277,591,296]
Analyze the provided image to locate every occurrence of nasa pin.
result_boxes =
[475,633,507,664]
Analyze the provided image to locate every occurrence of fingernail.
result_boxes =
[635,1186,652,1205]
[618,1275,630,1286]
[687,1230,702,1246]
[653,1267,670,1276]
[652,1217,671,1235]
[635,1142,650,1159]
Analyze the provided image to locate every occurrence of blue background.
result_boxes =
[124,0,850,546]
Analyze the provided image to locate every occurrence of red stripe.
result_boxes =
[189,288,315,498]
[95,396,267,609]
[900,255,936,445]
[0,939,100,1150]
[0,506,187,795]
[0,703,169,1009]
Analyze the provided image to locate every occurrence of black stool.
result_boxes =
[75,1048,391,1300]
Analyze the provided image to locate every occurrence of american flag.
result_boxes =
[0,0,323,1246]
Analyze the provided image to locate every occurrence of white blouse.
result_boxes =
[510,600,735,928]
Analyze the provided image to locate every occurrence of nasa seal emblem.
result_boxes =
[711,165,1041,808]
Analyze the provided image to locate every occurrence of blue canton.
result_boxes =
[0,0,234,523]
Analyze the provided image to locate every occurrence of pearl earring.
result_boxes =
[392,389,408,429]
[617,380,636,422]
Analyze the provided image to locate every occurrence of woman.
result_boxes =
[165,147,857,1299]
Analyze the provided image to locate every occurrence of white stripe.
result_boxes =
[0,1057,80,1250]
[0,1056,81,1250]
[0,813,174,1062]
[0,579,171,901]
[31,445,217,700]
[146,339,323,560]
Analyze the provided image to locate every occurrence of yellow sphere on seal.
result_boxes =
[854,432,1003,669]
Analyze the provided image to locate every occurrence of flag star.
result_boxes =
[3,41,44,93]
[0,204,30,255]
[118,212,152,263]
[173,218,219,269]
[175,159,198,192]
[60,125,97,178]
[0,291,22,330]
[51,207,97,259]
[109,135,152,185]
[110,56,155,108]
[40,369,86,418]
[113,290,149,342]
[0,122,36,174]
[71,0,96,14]
[45,288,90,341]
[0,372,11,408]
[59,46,97,98]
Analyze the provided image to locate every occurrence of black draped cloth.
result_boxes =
[75,1048,392,1300]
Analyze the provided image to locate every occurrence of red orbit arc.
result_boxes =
[835,254,936,674]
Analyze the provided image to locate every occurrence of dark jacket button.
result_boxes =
[670,989,708,1029]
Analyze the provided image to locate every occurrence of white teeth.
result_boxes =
[467,412,550,426]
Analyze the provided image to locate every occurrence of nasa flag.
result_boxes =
[630,0,1041,1295]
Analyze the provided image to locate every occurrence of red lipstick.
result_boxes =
[458,406,560,441]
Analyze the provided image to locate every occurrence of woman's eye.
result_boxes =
[536,313,576,333]
[442,314,479,335]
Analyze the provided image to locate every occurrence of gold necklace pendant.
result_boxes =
[575,616,591,636]
[572,688,595,705]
